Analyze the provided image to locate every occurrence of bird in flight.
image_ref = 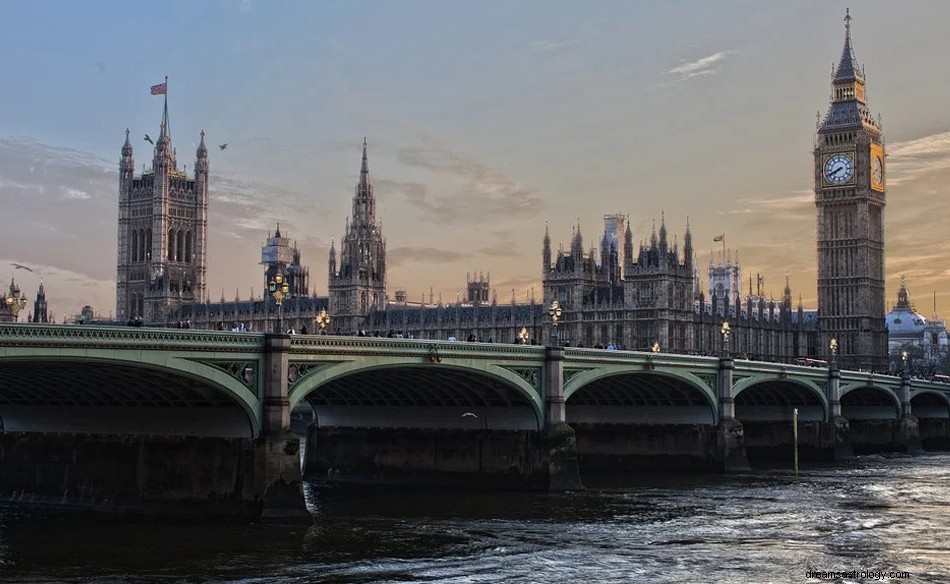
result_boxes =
[461,412,478,419]
[219,143,228,150]
[10,263,34,273]
[144,134,154,145]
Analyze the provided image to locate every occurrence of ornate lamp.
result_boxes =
[316,308,330,335]
[720,321,731,358]
[3,286,27,322]
[652,341,660,354]
[517,326,529,345]
[267,272,290,334]
[548,300,563,346]
[829,338,838,369]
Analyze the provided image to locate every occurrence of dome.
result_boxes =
[886,307,927,336]
[886,278,927,338]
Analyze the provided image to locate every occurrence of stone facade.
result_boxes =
[115,94,209,325]
[814,11,888,371]
[327,139,387,333]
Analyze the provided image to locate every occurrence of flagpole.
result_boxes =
[721,234,726,263]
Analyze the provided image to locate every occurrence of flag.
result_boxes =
[713,234,724,242]
[150,82,167,95]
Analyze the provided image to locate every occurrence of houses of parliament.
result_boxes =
[2,13,901,369]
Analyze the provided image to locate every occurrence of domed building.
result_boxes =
[886,277,948,370]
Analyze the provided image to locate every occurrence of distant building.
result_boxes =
[29,281,49,323]
[885,277,948,368]
[115,92,209,325]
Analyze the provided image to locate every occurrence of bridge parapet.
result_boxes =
[289,336,547,360]
[0,323,266,352]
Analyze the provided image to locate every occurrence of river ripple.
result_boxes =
[0,453,948,583]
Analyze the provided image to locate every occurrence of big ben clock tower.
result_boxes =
[815,10,887,372]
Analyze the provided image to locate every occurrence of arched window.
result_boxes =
[176,229,184,262]
[131,230,138,263]
[168,229,175,261]
[185,231,192,263]
[146,229,152,260]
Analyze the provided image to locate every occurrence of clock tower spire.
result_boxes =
[814,9,887,372]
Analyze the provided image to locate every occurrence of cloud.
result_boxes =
[387,246,471,268]
[392,136,547,225]
[668,50,736,81]
[62,187,90,200]
[528,39,577,52]
[885,130,950,186]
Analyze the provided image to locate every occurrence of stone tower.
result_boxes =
[115,88,209,324]
[328,139,387,332]
[261,223,309,298]
[814,10,887,371]
[30,281,49,323]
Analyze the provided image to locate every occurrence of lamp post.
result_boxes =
[517,326,529,345]
[3,287,27,322]
[548,299,562,346]
[720,321,731,358]
[829,338,838,370]
[315,308,330,335]
[652,341,661,354]
[901,350,909,378]
[267,272,290,334]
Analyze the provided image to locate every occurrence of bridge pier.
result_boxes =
[826,367,854,460]
[542,347,583,491]
[253,334,310,523]
[897,375,922,455]
[717,356,749,471]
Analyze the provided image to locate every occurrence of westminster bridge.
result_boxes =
[1,323,948,520]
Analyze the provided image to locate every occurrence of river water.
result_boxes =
[0,454,947,583]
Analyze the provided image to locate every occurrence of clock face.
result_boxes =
[872,155,884,184]
[824,153,854,185]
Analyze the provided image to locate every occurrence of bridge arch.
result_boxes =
[289,359,543,431]
[733,375,828,421]
[840,383,901,419]
[563,366,718,425]
[0,355,261,437]
[910,390,950,419]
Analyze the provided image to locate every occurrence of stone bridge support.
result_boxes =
[826,367,854,460]
[543,347,583,491]
[898,374,922,455]
[717,356,749,471]
[253,334,310,522]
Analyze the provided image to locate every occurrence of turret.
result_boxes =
[658,212,668,253]
[683,217,693,269]
[195,130,209,174]
[623,219,634,273]
[153,82,176,171]
[571,221,583,260]
[542,222,552,273]
[328,237,337,277]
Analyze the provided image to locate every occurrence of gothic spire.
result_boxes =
[834,9,862,82]
[159,76,170,140]
[359,137,370,187]
[122,128,133,157]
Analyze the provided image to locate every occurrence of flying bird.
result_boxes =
[219,143,228,150]
[144,134,154,145]
[461,412,478,419]
[10,263,34,273]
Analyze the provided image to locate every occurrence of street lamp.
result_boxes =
[901,350,909,377]
[3,286,27,322]
[548,299,563,346]
[652,341,661,353]
[267,272,290,334]
[315,308,330,335]
[720,321,731,358]
[829,338,838,369]
[517,326,529,344]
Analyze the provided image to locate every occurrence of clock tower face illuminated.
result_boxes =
[823,153,854,185]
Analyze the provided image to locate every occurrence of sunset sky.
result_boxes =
[2,1,949,320]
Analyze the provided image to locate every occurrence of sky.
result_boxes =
[1,1,950,321]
